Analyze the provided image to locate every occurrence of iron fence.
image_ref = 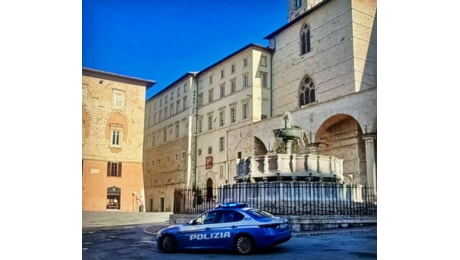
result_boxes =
[173,182,376,216]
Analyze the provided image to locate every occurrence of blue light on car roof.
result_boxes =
[215,202,248,208]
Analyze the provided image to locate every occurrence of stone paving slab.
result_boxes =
[82,211,172,229]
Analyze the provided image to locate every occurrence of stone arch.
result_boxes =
[231,135,269,159]
[231,136,254,160]
[105,112,129,141]
[253,136,267,156]
[316,114,366,184]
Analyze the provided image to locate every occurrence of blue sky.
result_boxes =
[83,0,287,100]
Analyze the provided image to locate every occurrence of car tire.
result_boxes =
[234,234,254,255]
[160,235,177,253]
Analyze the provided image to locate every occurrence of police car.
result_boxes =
[157,202,291,254]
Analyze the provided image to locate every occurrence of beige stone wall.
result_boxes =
[271,0,373,117]
[143,76,195,212]
[82,76,146,162]
[351,0,377,92]
[82,70,148,212]
[143,136,189,187]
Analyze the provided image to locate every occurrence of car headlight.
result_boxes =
[279,223,289,229]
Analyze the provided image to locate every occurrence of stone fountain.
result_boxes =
[273,112,304,155]
[235,112,344,183]
[185,112,364,215]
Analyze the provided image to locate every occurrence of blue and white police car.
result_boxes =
[157,202,291,254]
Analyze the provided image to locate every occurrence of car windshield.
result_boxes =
[246,209,274,218]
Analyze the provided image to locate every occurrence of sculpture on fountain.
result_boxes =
[273,112,305,155]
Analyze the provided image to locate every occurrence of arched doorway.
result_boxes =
[206,178,213,202]
[316,114,366,184]
[107,186,121,210]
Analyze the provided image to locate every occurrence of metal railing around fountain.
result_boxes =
[173,182,377,216]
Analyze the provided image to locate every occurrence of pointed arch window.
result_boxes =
[300,23,311,55]
[299,75,315,106]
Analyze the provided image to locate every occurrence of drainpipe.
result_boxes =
[194,119,198,191]
[190,75,199,208]
[226,128,229,185]
[269,41,274,117]
[193,76,198,191]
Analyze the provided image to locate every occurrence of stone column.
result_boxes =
[285,139,293,154]
[248,157,253,174]
[289,154,296,173]
[363,133,377,193]
[236,158,241,177]
[308,142,319,154]
[263,155,269,173]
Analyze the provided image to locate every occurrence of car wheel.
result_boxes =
[234,234,254,255]
[160,235,177,253]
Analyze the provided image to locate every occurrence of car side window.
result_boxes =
[217,211,244,223]
[203,211,218,224]
[232,212,244,222]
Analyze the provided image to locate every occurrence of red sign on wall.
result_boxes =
[205,156,213,169]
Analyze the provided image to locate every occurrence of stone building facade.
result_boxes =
[82,68,155,212]
[143,73,196,212]
[143,0,377,212]
[265,0,376,185]
[143,45,272,212]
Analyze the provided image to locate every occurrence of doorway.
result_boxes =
[107,186,121,210]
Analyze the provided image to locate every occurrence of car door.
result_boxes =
[177,211,221,249]
[210,210,245,248]
[174,212,206,248]
[199,210,235,248]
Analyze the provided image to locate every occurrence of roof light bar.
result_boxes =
[215,202,248,208]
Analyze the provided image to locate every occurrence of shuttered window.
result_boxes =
[107,162,122,177]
